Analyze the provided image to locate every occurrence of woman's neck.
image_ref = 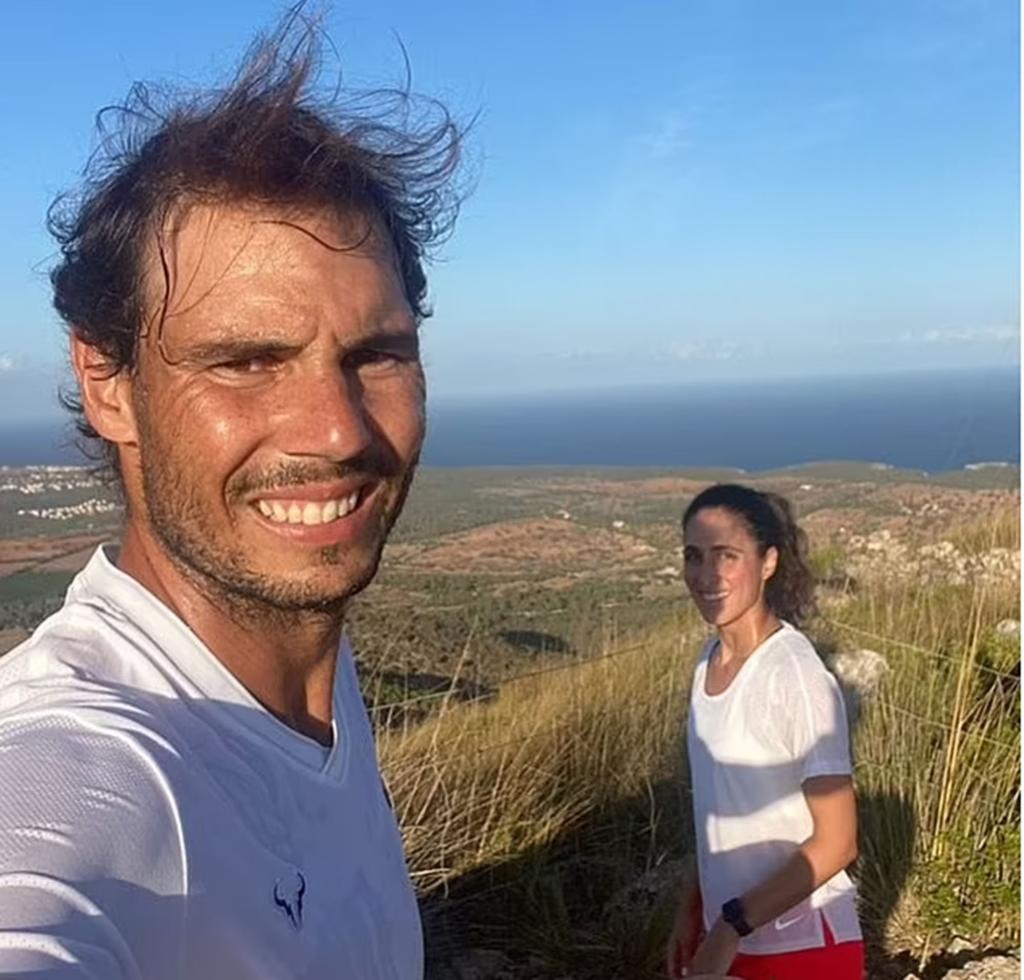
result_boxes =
[717,606,782,664]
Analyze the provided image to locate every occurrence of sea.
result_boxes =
[1,366,1019,474]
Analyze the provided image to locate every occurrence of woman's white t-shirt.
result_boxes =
[687,622,861,955]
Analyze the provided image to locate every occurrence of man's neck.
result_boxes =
[117,524,341,745]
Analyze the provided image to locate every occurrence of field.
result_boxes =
[0,462,1019,977]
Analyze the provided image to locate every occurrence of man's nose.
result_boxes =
[271,366,374,461]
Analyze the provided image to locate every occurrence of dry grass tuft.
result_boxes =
[379,514,1020,977]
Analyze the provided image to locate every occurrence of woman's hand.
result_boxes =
[686,917,739,977]
[665,867,702,978]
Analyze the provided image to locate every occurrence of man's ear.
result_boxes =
[70,331,139,447]
[762,545,779,582]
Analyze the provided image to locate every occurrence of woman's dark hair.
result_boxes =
[682,483,816,625]
[48,7,467,482]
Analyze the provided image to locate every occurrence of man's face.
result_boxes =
[124,202,425,612]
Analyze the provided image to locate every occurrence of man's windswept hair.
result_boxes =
[49,7,466,481]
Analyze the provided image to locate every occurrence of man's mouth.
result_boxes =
[251,486,366,526]
[698,590,728,601]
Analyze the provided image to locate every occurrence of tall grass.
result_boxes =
[821,572,1020,958]
[379,609,701,975]
[378,517,1020,977]
[947,504,1020,555]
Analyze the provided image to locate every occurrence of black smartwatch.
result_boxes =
[721,897,753,937]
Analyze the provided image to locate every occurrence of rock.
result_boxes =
[995,619,1020,640]
[940,954,1020,979]
[827,648,889,724]
[947,938,974,955]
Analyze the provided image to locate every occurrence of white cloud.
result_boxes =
[861,325,1019,348]
[0,355,16,372]
[919,325,1019,344]
[665,339,741,362]
[635,112,692,161]
[498,339,747,367]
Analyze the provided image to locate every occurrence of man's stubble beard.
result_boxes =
[134,426,419,624]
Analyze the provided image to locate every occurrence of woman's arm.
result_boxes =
[665,860,702,977]
[686,774,857,976]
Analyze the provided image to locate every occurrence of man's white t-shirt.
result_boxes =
[687,621,861,956]
[0,547,422,979]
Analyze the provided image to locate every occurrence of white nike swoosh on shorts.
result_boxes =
[774,910,806,930]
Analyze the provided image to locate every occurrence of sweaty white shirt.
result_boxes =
[0,547,423,979]
[687,622,861,955]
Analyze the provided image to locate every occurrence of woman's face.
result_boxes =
[683,506,778,629]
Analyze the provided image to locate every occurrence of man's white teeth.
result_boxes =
[302,502,321,525]
[256,491,360,525]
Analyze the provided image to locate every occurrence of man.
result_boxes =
[0,16,461,979]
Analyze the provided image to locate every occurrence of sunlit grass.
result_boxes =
[379,515,1020,977]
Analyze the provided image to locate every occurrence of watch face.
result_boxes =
[722,898,752,936]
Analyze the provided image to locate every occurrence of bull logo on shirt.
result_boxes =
[274,869,307,930]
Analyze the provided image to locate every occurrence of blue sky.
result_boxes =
[0,0,1018,419]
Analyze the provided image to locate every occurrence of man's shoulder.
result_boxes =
[0,604,189,867]
[0,622,184,809]
[0,708,189,969]
[0,604,200,825]
[0,598,148,714]
[0,703,187,876]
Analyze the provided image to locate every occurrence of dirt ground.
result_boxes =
[0,535,106,578]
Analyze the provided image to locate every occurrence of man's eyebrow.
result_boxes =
[353,330,421,355]
[181,329,420,362]
[182,338,302,362]
[360,328,419,345]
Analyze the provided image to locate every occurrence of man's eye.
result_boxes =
[350,349,408,370]
[218,355,278,373]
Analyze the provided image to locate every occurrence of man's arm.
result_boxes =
[0,873,140,979]
[0,715,186,978]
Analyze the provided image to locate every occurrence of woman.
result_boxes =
[668,484,863,980]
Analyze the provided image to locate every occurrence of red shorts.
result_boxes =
[727,920,864,979]
[673,893,864,980]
